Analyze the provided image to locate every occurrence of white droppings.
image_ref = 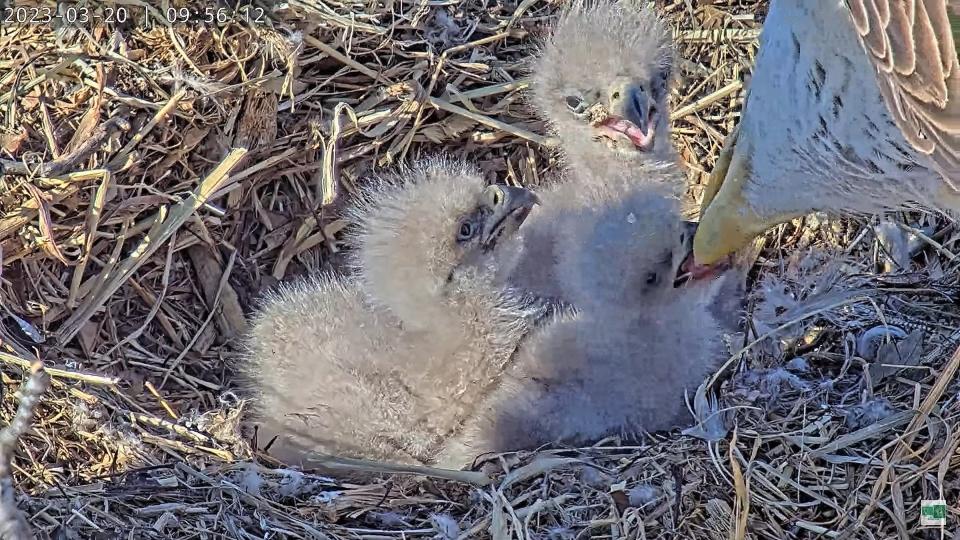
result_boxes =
[844,398,896,429]
[579,466,612,489]
[430,513,460,539]
[235,463,264,497]
[786,357,810,371]
[627,484,659,506]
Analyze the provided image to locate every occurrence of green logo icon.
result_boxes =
[920,500,947,527]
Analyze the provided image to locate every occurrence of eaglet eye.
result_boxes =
[645,272,659,285]
[565,95,586,114]
[457,220,476,241]
[489,186,503,206]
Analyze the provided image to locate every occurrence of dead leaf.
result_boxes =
[186,245,248,341]
[0,128,28,154]
[871,329,924,386]
[22,183,68,265]
[155,126,210,172]
[728,430,749,540]
[76,321,99,358]
[610,489,631,514]
[66,65,106,155]
[20,86,41,111]
[421,115,477,143]
[64,107,102,156]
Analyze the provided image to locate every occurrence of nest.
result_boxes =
[1,0,959,538]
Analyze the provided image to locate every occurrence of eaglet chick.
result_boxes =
[532,0,677,169]
[438,188,746,468]
[242,157,546,469]
[509,0,681,301]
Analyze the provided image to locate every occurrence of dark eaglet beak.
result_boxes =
[480,185,540,248]
[611,83,652,132]
[678,220,731,282]
[607,78,657,150]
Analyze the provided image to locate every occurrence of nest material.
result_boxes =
[585,102,611,126]
[0,0,959,538]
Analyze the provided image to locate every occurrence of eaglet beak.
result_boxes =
[693,124,795,266]
[480,185,540,248]
[599,78,658,151]
[677,221,730,284]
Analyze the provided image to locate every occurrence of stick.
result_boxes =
[0,360,50,540]
[0,117,130,177]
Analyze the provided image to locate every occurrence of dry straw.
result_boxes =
[0,0,958,538]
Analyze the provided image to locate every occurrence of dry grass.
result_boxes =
[0,0,959,538]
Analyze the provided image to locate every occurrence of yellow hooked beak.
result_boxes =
[693,124,796,265]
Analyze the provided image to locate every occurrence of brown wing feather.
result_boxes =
[849,0,960,183]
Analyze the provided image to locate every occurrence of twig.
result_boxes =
[670,81,743,121]
[105,90,185,170]
[0,117,130,177]
[674,28,761,43]
[143,382,179,420]
[427,96,559,148]
[301,455,493,486]
[0,353,118,386]
[0,360,50,540]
